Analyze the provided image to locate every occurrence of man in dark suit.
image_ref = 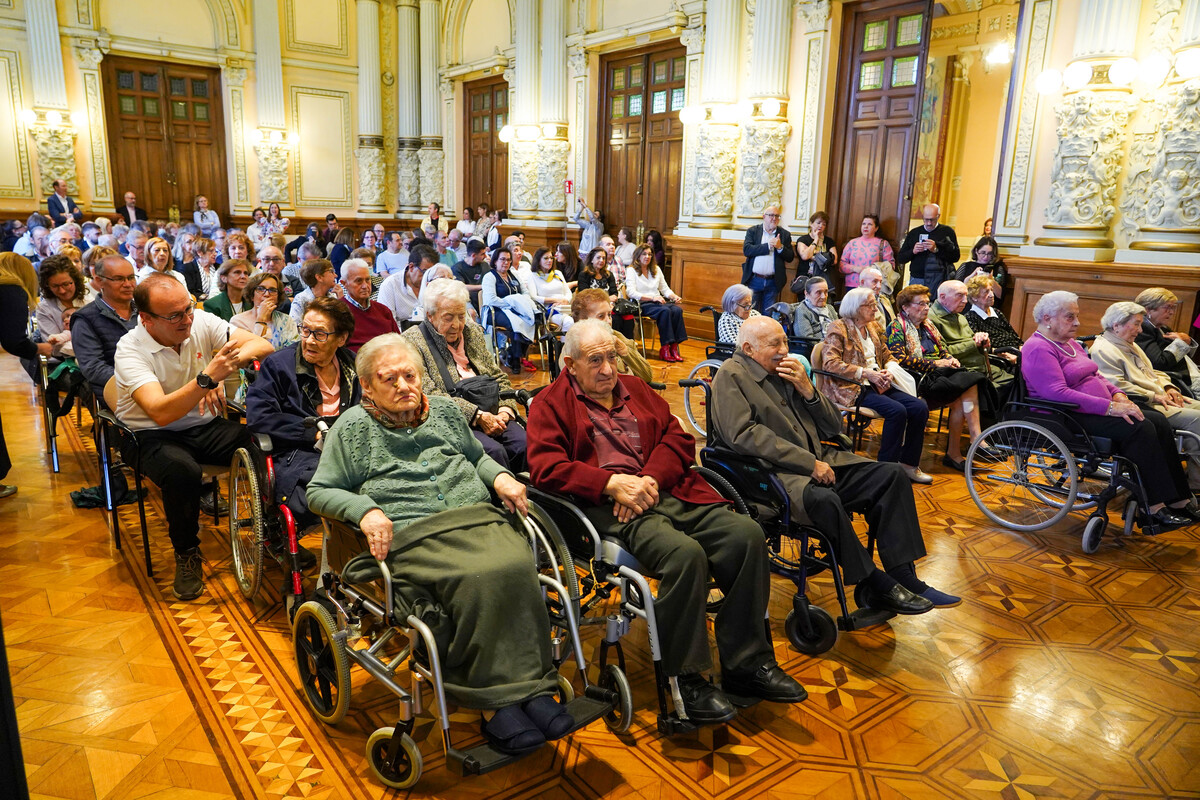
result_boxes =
[897,203,960,298]
[116,191,148,226]
[711,315,959,612]
[741,205,795,313]
[46,180,83,226]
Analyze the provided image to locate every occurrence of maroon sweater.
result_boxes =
[344,297,400,353]
[528,372,727,507]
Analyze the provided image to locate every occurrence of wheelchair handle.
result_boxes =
[305,416,332,451]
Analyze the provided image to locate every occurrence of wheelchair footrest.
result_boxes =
[446,743,520,777]
[657,713,699,736]
[563,695,611,732]
[839,607,895,632]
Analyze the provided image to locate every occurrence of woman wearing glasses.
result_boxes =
[246,296,360,534]
[717,283,760,344]
[231,272,300,349]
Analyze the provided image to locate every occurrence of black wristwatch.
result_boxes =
[196,372,216,390]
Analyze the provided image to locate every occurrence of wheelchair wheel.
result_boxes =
[365,727,422,790]
[229,448,265,600]
[527,505,582,624]
[683,359,722,438]
[1082,516,1106,554]
[785,605,837,656]
[293,601,351,725]
[966,422,1077,532]
[599,663,633,733]
[1122,498,1139,538]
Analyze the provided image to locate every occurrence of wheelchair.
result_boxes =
[681,305,818,438]
[679,378,896,654]
[292,504,632,789]
[964,358,1200,553]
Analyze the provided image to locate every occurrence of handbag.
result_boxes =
[613,298,640,318]
[885,360,917,396]
[419,322,501,413]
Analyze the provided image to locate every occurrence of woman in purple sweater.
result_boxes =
[1023,291,1196,529]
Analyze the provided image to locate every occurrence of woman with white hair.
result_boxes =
[1133,287,1200,396]
[307,333,571,754]
[822,287,932,483]
[401,278,527,470]
[1024,291,1196,528]
[1090,300,1200,491]
[717,283,759,344]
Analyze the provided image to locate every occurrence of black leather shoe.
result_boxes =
[722,662,807,705]
[1148,508,1191,531]
[200,491,228,518]
[860,583,934,615]
[941,455,965,472]
[1178,499,1200,522]
[676,673,737,725]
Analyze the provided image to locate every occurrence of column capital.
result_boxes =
[795,0,831,34]
[73,39,105,70]
[680,24,705,55]
[568,45,588,77]
[222,59,248,86]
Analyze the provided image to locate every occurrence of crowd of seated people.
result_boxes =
[12,186,1200,781]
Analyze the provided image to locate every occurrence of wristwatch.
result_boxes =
[196,372,216,390]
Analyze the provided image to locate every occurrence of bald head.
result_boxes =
[762,205,782,233]
[922,204,941,231]
[738,316,789,374]
[938,280,968,313]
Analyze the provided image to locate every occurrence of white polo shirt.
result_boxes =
[114,308,232,432]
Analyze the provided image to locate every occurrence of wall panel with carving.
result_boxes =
[0,49,34,200]
[284,0,353,62]
[290,85,353,207]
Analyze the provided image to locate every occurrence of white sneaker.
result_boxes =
[901,465,933,484]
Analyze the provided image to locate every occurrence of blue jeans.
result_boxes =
[907,267,947,299]
[748,274,778,315]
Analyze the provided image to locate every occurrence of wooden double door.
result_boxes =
[827,0,932,246]
[463,77,509,214]
[102,55,229,222]
[597,43,687,240]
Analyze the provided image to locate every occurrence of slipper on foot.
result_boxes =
[522,694,573,740]
[920,586,962,608]
[480,706,546,755]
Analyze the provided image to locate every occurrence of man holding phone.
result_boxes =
[114,274,274,600]
[897,203,960,298]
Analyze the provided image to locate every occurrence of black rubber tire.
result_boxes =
[599,663,634,733]
[229,448,264,600]
[1081,516,1106,555]
[292,601,351,724]
[1121,498,1139,538]
[785,605,838,655]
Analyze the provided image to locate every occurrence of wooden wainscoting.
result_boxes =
[1006,255,1200,338]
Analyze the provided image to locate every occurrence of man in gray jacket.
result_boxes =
[710,316,959,612]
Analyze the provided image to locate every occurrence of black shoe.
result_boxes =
[676,673,737,725]
[722,662,807,705]
[480,706,545,755]
[173,547,206,601]
[269,540,317,570]
[940,455,965,472]
[1148,508,1190,531]
[859,582,933,615]
[1177,499,1200,522]
[200,491,228,518]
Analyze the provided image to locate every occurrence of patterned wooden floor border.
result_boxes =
[4,354,1200,799]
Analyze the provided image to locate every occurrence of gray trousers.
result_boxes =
[584,495,773,677]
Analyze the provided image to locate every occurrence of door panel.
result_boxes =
[827,0,930,250]
[597,43,686,244]
[102,56,228,221]
[463,77,508,213]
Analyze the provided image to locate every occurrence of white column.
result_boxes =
[691,0,741,228]
[734,0,793,224]
[538,0,567,219]
[252,0,286,130]
[418,0,444,207]
[396,0,421,213]
[25,0,68,110]
[508,0,541,218]
[1181,0,1200,48]
[700,0,740,105]
[355,0,386,213]
[1072,0,1140,60]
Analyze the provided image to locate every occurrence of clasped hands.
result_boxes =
[605,473,660,523]
[476,407,515,435]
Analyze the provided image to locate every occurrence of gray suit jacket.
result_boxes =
[711,350,869,524]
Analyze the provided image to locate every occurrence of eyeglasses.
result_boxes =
[100,274,137,284]
[299,325,333,342]
[259,255,283,262]
[145,307,195,324]
[908,300,931,308]
[764,213,780,219]
[736,302,753,310]
[254,286,279,295]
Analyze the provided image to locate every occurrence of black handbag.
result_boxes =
[419,322,501,413]
[613,298,640,317]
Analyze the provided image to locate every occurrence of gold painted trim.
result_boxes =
[1033,237,1115,248]
[284,0,350,58]
[289,86,354,207]
[1129,241,1200,253]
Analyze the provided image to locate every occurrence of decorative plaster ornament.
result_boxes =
[397,147,421,208]
[418,146,444,207]
[254,141,291,205]
[735,120,791,219]
[1044,92,1131,230]
[537,139,570,214]
[508,140,540,214]
[355,146,386,209]
[692,123,740,222]
[30,125,79,196]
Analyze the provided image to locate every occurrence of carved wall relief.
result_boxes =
[254,141,291,205]
[735,120,791,220]
[537,139,570,216]
[508,140,539,216]
[397,144,421,209]
[30,126,79,196]
[691,123,740,225]
[418,145,444,207]
[355,143,386,211]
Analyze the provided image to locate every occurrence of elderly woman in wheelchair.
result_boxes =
[237,296,361,604]
[306,333,575,759]
[1022,291,1199,531]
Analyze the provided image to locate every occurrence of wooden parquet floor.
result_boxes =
[3,343,1200,800]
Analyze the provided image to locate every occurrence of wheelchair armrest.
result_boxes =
[698,305,715,315]
[1008,398,1080,413]
[824,433,855,450]
[319,515,394,623]
[647,381,667,391]
[500,388,532,412]
[252,432,274,453]
[518,480,604,564]
[225,400,246,419]
[811,368,869,387]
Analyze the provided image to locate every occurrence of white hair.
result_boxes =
[936,280,967,301]
[355,332,425,382]
[861,266,884,283]
[1032,290,1079,324]
[339,258,370,280]
[421,277,469,316]
[562,318,614,361]
[721,283,752,314]
[1100,301,1146,332]
[839,288,875,321]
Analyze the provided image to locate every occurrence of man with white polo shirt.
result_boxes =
[114,274,274,600]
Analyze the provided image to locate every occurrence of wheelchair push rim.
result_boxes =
[683,359,722,438]
[229,448,265,600]
[965,421,1078,532]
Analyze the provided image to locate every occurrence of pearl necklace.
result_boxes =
[1035,329,1077,357]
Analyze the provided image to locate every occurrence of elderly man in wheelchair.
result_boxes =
[306,333,576,760]
[528,319,808,726]
[711,317,958,615]
[239,296,362,605]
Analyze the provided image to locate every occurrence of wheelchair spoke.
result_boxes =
[967,421,1077,532]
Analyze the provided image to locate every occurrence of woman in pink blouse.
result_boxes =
[840,214,895,291]
[1022,291,1196,529]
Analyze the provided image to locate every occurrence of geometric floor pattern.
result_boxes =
[3,346,1200,800]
